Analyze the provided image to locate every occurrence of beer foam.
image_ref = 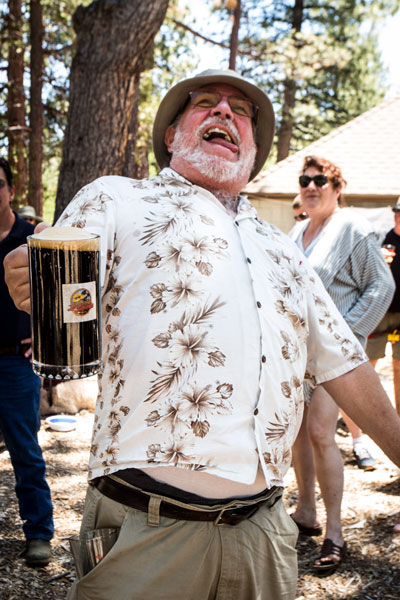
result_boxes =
[32,226,95,241]
[28,227,99,251]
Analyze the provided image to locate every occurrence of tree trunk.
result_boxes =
[228,0,241,71]
[276,0,303,162]
[276,78,296,162]
[54,0,169,221]
[7,0,28,206]
[124,71,150,181]
[123,42,155,181]
[28,0,44,216]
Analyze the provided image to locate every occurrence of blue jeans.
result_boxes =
[0,355,54,540]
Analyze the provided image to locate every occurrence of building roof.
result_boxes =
[246,95,400,198]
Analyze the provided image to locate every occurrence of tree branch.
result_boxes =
[172,19,230,49]
[172,18,281,62]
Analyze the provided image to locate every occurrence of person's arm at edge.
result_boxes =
[322,361,400,468]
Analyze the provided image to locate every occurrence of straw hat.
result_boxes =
[18,205,43,222]
[152,68,275,182]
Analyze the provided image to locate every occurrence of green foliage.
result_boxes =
[137,2,198,176]
[191,0,400,157]
[42,155,58,224]
[2,0,195,217]
[1,0,399,205]
[0,0,92,215]
[40,0,92,214]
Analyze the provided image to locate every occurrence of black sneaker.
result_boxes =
[21,539,52,568]
[353,445,376,471]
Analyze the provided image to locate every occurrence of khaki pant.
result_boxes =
[68,484,298,600]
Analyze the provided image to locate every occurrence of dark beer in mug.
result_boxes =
[28,227,102,379]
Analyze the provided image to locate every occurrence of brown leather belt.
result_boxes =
[0,344,30,356]
[93,476,282,526]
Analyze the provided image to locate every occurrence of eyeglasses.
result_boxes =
[189,90,258,119]
[299,174,328,188]
[294,212,308,222]
[0,179,7,189]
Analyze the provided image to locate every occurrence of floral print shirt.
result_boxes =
[57,168,367,488]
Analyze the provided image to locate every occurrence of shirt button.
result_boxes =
[256,301,262,308]
[254,408,259,415]
[234,221,239,226]
[247,257,252,264]
[261,355,266,363]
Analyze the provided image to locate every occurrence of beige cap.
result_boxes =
[18,205,43,222]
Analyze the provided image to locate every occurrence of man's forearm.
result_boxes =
[322,361,400,468]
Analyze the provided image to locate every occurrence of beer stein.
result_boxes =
[27,227,102,379]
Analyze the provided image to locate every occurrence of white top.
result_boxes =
[57,169,367,487]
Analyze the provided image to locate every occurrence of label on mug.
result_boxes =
[62,281,97,323]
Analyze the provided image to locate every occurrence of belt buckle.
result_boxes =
[213,488,283,526]
[214,504,258,526]
[214,508,227,526]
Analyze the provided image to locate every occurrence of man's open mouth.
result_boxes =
[202,126,239,152]
[202,127,234,143]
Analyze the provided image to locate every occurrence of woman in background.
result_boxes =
[289,155,394,573]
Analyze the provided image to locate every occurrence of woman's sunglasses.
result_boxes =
[299,174,328,188]
[294,212,308,222]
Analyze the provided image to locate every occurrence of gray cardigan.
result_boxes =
[290,208,395,347]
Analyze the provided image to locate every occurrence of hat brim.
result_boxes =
[152,70,275,182]
[18,211,43,222]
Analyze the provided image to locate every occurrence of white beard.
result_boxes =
[170,117,257,184]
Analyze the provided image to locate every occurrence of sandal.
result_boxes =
[290,515,322,537]
[313,538,347,574]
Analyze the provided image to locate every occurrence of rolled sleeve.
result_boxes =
[304,260,368,387]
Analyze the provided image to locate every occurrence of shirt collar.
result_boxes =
[159,168,258,221]
[236,195,258,221]
[159,167,192,186]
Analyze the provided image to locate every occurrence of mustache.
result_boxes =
[197,117,241,146]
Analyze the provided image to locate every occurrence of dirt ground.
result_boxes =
[0,351,399,600]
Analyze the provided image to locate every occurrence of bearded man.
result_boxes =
[5,69,400,600]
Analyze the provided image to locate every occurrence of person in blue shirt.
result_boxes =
[0,157,53,567]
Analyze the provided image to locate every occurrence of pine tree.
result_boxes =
[191,0,400,162]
